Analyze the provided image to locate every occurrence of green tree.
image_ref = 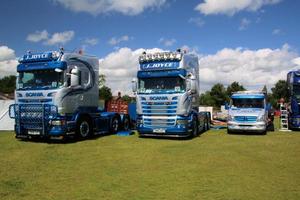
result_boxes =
[99,86,112,101]
[271,80,289,101]
[199,91,215,106]
[262,85,268,94]
[121,95,135,103]
[0,75,16,93]
[226,81,245,96]
[210,83,229,108]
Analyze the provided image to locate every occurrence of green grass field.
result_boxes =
[0,128,299,200]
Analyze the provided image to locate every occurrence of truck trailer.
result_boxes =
[132,50,210,138]
[227,91,274,134]
[9,50,129,140]
[287,70,300,130]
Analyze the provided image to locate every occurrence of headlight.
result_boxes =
[257,115,265,122]
[176,119,188,125]
[51,120,66,126]
[227,115,233,121]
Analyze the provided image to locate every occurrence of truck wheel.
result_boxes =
[110,116,120,134]
[227,129,232,134]
[76,117,92,139]
[192,116,198,137]
[122,115,130,131]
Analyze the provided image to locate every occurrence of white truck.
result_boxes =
[9,49,129,140]
[132,49,210,138]
[227,91,274,134]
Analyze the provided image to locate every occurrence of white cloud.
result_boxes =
[0,46,18,78]
[26,30,49,42]
[99,47,163,95]
[52,0,166,16]
[159,38,176,47]
[188,17,205,27]
[45,31,75,45]
[272,28,282,35]
[108,35,131,46]
[239,18,251,30]
[0,46,16,62]
[26,30,75,46]
[199,44,300,92]
[83,38,99,46]
[195,0,281,16]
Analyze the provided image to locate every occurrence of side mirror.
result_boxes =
[132,78,137,93]
[70,68,80,87]
[190,79,196,93]
[186,79,191,91]
[225,102,229,110]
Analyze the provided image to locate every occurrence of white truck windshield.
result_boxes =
[17,70,64,90]
[231,98,264,109]
[138,77,185,94]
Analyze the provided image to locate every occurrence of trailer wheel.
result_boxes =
[122,115,130,131]
[76,116,92,139]
[110,116,120,134]
[192,116,198,137]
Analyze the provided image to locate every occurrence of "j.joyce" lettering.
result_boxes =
[143,62,174,69]
[24,53,49,60]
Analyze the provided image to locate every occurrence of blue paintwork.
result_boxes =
[231,94,265,99]
[17,61,67,72]
[20,52,57,63]
[137,69,186,78]
[287,70,300,129]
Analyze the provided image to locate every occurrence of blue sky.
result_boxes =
[0,0,300,93]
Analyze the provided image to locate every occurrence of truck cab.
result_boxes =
[133,50,209,138]
[9,50,125,140]
[227,91,271,134]
[287,70,300,129]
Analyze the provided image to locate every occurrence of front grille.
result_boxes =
[141,100,177,128]
[143,117,176,128]
[11,104,57,133]
[234,116,257,122]
[142,101,177,115]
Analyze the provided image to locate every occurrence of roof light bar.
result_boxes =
[138,52,182,63]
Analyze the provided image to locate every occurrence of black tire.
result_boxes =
[192,116,199,137]
[122,115,130,131]
[110,116,120,134]
[76,116,92,139]
[227,129,232,134]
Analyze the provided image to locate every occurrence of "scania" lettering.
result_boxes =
[149,96,168,101]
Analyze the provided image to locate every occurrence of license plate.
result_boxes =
[153,129,165,133]
[28,130,40,135]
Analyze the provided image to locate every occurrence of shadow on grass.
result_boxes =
[16,133,114,144]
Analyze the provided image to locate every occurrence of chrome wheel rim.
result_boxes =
[80,121,89,137]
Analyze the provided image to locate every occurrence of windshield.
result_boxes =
[292,85,300,101]
[17,70,64,90]
[231,98,265,109]
[138,77,185,94]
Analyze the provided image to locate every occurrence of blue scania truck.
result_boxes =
[132,50,210,138]
[9,50,129,140]
[287,70,300,130]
